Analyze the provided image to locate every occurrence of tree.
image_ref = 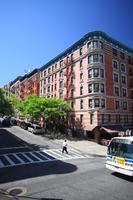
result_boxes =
[41,98,72,130]
[18,95,41,122]
[0,89,13,115]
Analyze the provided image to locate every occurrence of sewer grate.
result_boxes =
[7,187,27,196]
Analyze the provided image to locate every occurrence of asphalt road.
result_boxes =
[0,126,133,200]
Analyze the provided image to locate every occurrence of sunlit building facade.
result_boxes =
[39,31,133,138]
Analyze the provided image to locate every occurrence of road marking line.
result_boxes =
[13,153,25,164]
[29,152,43,161]
[4,155,15,166]
[38,151,53,160]
[0,160,4,168]
[0,146,28,150]
[21,153,34,162]
[45,149,66,160]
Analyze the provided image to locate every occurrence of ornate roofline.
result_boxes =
[40,31,133,71]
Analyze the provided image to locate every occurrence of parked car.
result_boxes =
[2,116,11,127]
[21,122,31,130]
[28,125,44,134]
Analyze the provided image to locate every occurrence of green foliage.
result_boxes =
[16,95,72,130]
[0,89,13,115]
[18,95,42,121]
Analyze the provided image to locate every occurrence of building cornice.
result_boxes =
[40,31,133,72]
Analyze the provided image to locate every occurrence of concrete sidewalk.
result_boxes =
[55,139,107,157]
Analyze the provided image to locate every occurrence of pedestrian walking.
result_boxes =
[62,139,68,154]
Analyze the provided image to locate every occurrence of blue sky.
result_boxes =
[0,0,133,87]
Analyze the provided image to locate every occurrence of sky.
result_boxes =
[0,0,133,87]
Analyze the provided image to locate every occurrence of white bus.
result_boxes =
[106,136,133,176]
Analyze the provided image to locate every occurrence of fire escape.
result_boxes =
[63,55,75,102]
[20,83,24,100]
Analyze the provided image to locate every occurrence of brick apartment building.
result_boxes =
[39,31,133,140]
[3,31,133,140]
[7,69,39,101]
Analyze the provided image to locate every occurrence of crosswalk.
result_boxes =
[0,148,90,169]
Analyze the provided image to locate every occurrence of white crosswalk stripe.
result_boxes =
[0,149,90,169]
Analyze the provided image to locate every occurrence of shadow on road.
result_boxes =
[112,172,133,182]
[0,128,78,184]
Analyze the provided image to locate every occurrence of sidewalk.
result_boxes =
[55,139,107,157]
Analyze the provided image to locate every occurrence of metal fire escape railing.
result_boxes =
[63,55,75,101]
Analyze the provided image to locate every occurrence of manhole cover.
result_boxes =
[7,187,27,196]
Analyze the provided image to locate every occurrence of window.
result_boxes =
[80,86,83,95]
[99,55,103,63]
[55,73,57,79]
[101,114,104,124]
[94,83,99,92]
[60,71,63,77]
[101,99,105,108]
[116,115,120,123]
[80,99,83,109]
[55,84,56,91]
[122,75,126,84]
[121,64,126,72]
[94,99,99,107]
[122,88,127,97]
[120,52,125,59]
[123,101,127,110]
[44,87,46,95]
[113,73,118,82]
[88,99,93,108]
[44,70,46,76]
[71,89,74,97]
[90,114,94,124]
[114,86,119,96]
[88,84,92,93]
[112,48,117,56]
[93,54,98,62]
[87,42,91,49]
[48,68,50,74]
[80,73,83,81]
[71,101,74,109]
[99,41,103,49]
[47,86,50,93]
[101,83,104,93]
[113,61,118,70]
[94,68,99,77]
[93,41,98,48]
[52,75,53,82]
[44,79,46,85]
[80,60,83,69]
[100,69,104,78]
[124,115,128,124]
[108,114,111,123]
[88,69,92,78]
[59,91,63,99]
[80,48,83,56]
[130,78,133,87]
[88,55,93,64]
[55,63,57,70]
[51,85,53,92]
[48,76,50,83]
[52,65,54,72]
[80,114,83,123]
[115,100,120,110]
[60,60,63,68]
[59,81,63,88]
[128,56,133,65]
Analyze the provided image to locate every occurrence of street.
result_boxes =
[0,126,133,200]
